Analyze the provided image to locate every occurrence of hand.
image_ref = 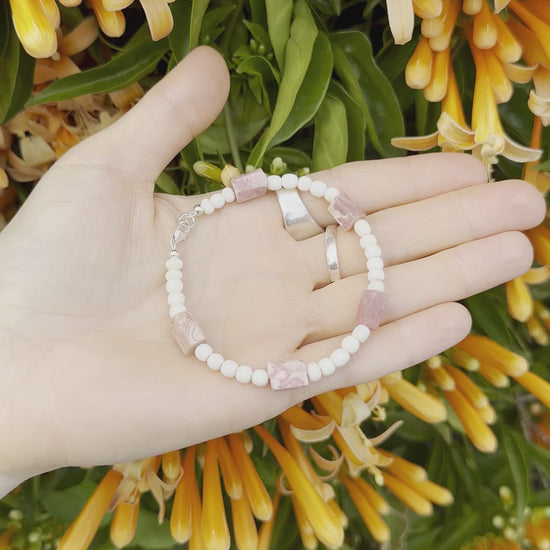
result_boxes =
[0,46,544,490]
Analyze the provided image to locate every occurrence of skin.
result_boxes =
[0,46,545,495]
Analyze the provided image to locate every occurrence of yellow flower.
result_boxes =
[170,447,195,544]
[506,276,534,322]
[58,469,123,549]
[387,0,415,45]
[8,0,58,58]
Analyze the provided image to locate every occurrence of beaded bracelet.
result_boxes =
[165,169,387,391]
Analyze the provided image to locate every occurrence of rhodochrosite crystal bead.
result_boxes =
[171,312,206,355]
[166,172,387,390]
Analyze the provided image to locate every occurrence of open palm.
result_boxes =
[0,47,544,488]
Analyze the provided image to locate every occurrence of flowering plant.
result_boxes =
[1,1,550,549]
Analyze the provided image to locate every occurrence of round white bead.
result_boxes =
[200,198,215,215]
[367,257,384,271]
[165,257,183,270]
[365,244,382,259]
[165,279,183,293]
[297,176,312,192]
[235,365,253,384]
[210,193,225,209]
[331,348,350,368]
[220,359,238,378]
[360,234,377,249]
[207,353,224,371]
[307,362,322,382]
[368,280,385,292]
[167,292,185,306]
[267,175,282,191]
[195,343,213,362]
[222,187,236,202]
[310,179,327,198]
[342,335,360,354]
[368,269,385,282]
[166,269,183,280]
[319,357,336,376]
[352,324,370,343]
[252,369,269,387]
[169,303,187,318]
[324,187,340,202]
[281,173,298,189]
[354,219,371,236]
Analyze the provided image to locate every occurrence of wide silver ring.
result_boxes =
[325,225,341,282]
[276,189,323,240]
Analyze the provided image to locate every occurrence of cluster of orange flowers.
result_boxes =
[8,0,174,60]
[390,0,550,173]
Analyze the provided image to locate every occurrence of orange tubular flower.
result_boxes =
[170,446,196,544]
[58,469,123,550]
[514,371,550,409]
[201,441,230,550]
[230,494,258,550]
[227,433,273,522]
[138,0,174,41]
[506,276,534,322]
[8,0,58,58]
[254,425,344,549]
[380,471,434,516]
[89,0,126,37]
[110,496,140,548]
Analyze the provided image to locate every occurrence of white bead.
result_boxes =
[235,365,253,384]
[195,343,213,361]
[367,257,384,271]
[200,198,215,215]
[365,244,382,259]
[352,324,370,343]
[165,257,183,270]
[167,291,185,306]
[169,303,187,318]
[368,280,385,292]
[220,359,238,378]
[368,269,385,282]
[165,279,183,293]
[252,369,269,387]
[342,335,360,354]
[307,362,322,382]
[267,175,282,191]
[207,353,224,371]
[360,234,377,249]
[210,193,225,209]
[297,176,312,191]
[354,219,371,236]
[281,173,298,189]
[324,187,340,202]
[331,348,350,368]
[222,187,236,203]
[319,357,336,376]
[166,269,183,280]
[173,229,183,241]
[310,179,327,197]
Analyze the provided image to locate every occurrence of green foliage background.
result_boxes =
[1,0,550,549]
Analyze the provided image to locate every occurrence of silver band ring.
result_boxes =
[276,188,323,240]
[325,224,341,282]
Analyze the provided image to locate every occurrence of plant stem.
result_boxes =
[224,103,243,172]
[220,0,246,54]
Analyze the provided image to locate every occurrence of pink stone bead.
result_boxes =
[356,290,388,330]
[267,360,309,390]
[171,312,206,355]
[328,193,365,231]
[231,169,268,203]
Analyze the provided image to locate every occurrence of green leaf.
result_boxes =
[131,508,176,549]
[247,0,318,166]
[189,0,211,50]
[27,38,168,106]
[435,507,481,550]
[264,146,311,170]
[331,31,405,158]
[236,54,279,110]
[243,20,272,54]
[155,171,180,194]
[501,427,530,521]
[169,0,192,62]
[0,0,10,59]
[266,0,293,70]
[312,93,348,171]
[270,31,333,146]
[0,18,35,125]
[329,81,366,162]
